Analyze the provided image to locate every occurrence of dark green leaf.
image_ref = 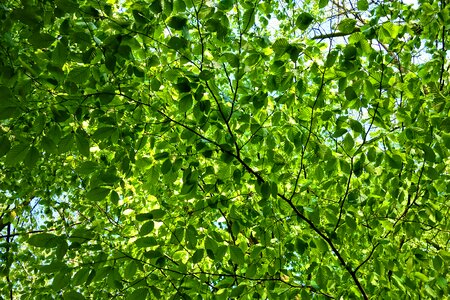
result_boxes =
[124,261,137,278]
[260,181,271,199]
[92,126,116,140]
[325,50,339,67]
[192,249,204,263]
[296,13,314,30]
[127,288,148,300]
[23,146,40,168]
[139,221,155,236]
[345,86,358,100]
[420,144,435,162]
[5,143,28,166]
[52,271,70,291]
[229,246,245,265]
[28,233,60,248]
[75,133,90,157]
[52,42,69,67]
[29,33,55,48]
[63,291,85,300]
[86,188,110,201]
[179,94,193,113]
[135,237,158,247]
[167,16,188,30]
[41,136,58,154]
[56,0,79,13]
[168,37,188,50]
[67,67,90,84]
[0,136,11,158]
[218,0,234,11]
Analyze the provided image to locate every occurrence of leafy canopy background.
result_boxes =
[0,0,449,299]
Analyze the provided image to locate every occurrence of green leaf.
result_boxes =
[218,0,234,11]
[168,37,188,50]
[56,0,79,13]
[387,154,403,169]
[413,272,429,282]
[260,181,271,199]
[51,107,70,123]
[357,0,369,10]
[28,233,60,248]
[63,291,85,300]
[139,221,155,236]
[124,261,138,278]
[92,126,116,140]
[52,271,70,291]
[191,249,204,263]
[296,13,314,30]
[337,19,357,34]
[343,45,357,60]
[58,134,73,154]
[86,188,110,201]
[136,209,166,221]
[23,146,40,168]
[52,42,69,67]
[246,263,257,277]
[350,119,364,133]
[167,16,188,30]
[127,288,148,300]
[135,237,158,248]
[345,86,358,100]
[272,38,289,55]
[161,159,172,174]
[325,50,339,67]
[40,261,67,273]
[0,86,15,108]
[230,285,246,297]
[440,117,450,132]
[75,161,98,175]
[67,67,90,84]
[1,1,448,298]
[0,136,11,158]
[41,136,58,154]
[199,70,214,81]
[29,33,55,48]
[5,143,28,166]
[245,53,260,66]
[72,268,90,286]
[343,133,355,152]
[75,133,90,157]
[420,144,435,162]
[229,246,245,265]
[179,94,193,113]
[295,238,308,254]
[105,55,116,72]
[242,8,255,32]
[319,0,329,8]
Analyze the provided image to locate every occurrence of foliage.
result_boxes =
[0,0,449,299]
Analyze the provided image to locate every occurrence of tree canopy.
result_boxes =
[0,0,449,299]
